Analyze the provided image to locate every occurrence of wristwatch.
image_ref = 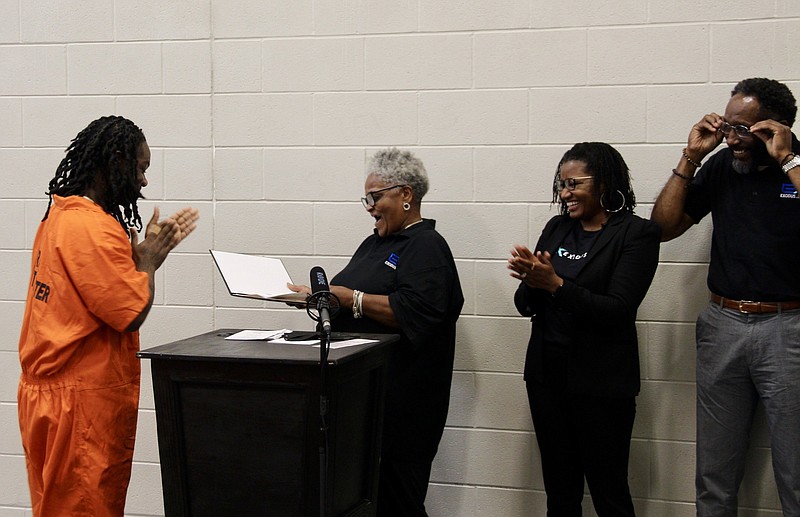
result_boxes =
[782,154,800,175]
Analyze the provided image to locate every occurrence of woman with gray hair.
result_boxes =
[290,148,464,516]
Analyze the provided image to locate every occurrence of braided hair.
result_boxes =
[43,115,147,232]
[552,142,636,215]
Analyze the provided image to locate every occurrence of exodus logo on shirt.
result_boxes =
[780,183,798,199]
[385,252,400,269]
[557,247,588,261]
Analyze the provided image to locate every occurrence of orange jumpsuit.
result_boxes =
[18,195,150,517]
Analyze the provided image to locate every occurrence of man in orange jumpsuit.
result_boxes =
[17,116,199,517]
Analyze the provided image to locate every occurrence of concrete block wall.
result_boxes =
[1,1,798,515]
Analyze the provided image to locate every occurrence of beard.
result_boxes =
[731,157,757,174]
[731,139,769,175]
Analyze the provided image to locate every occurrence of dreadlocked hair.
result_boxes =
[552,142,636,215]
[43,115,146,233]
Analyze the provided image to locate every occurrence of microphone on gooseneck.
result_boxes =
[310,266,332,335]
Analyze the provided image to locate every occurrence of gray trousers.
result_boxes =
[695,302,800,517]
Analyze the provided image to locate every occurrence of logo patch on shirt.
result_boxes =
[384,252,400,270]
[780,183,799,199]
[557,247,588,261]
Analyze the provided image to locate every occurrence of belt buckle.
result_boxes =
[738,300,758,313]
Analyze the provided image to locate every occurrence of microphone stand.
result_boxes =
[318,323,330,517]
[306,292,338,517]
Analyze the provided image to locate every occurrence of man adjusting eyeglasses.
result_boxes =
[651,78,800,517]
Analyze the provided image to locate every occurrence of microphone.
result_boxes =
[310,266,332,334]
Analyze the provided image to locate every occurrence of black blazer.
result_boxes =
[515,212,661,397]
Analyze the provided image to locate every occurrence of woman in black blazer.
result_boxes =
[508,142,661,517]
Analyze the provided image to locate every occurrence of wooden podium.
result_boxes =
[138,329,397,517]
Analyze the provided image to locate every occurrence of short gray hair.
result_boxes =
[367,148,429,204]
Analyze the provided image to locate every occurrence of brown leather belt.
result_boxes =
[711,293,800,314]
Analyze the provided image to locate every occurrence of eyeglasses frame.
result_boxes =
[555,176,594,192]
[361,184,407,208]
[718,121,752,139]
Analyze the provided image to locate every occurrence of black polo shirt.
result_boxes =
[331,219,463,459]
[684,138,800,301]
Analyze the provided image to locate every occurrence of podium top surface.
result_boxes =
[137,329,398,365]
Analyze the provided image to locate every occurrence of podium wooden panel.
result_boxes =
[138,329,397,517]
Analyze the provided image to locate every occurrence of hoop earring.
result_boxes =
[600,190,626,213]
[403,202,410,211]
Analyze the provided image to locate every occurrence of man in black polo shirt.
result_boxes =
[652,77,800,517]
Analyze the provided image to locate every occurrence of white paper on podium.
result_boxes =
[210,250,307,305]
[224,329,289,341]
[321,339,379,349]
[267,338,378,348]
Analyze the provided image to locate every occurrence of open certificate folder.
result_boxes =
[210,250,308,305]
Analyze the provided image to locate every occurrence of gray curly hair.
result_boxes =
[367,148,429,205]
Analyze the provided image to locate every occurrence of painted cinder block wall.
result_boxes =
[1,1,798,515]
